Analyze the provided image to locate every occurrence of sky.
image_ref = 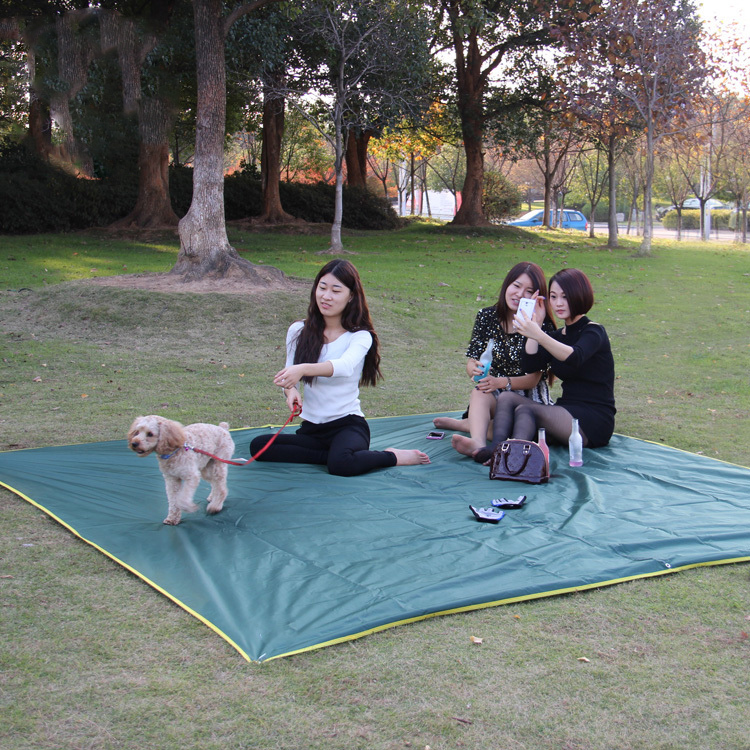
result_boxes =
[698,0,749,35]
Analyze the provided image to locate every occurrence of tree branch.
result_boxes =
[223,0,281,38]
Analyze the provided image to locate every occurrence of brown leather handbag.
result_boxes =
[489,439,549,484]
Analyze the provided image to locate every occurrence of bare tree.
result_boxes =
[277,0,432,253]
[556,0,707,253]
[575,142,609,238]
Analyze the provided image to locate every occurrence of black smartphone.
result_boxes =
[426,431,445,440]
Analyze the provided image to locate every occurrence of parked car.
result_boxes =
[505,209,589,231]
[656,198,727,220]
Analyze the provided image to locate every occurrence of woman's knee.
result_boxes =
[328,455,361,477]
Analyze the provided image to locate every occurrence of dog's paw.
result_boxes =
[206,502,224,515]
[163,515,181,525]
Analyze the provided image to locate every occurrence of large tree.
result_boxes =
[100,1,187,229]
[434,0,594,226]
[173,0,285,283]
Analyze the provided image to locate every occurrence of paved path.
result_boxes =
[592,223,745,243]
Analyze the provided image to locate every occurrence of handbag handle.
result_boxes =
[500,441,532,476]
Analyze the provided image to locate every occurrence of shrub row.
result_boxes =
[661,209,732,230]
[0,144,399,234]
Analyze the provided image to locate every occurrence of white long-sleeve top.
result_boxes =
[285,320,373,424]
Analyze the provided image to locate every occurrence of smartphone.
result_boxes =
[491,495,527,509]
[517,297,536,322]
[427,431,445,440]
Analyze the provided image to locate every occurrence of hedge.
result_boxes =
[661,209,732,230]
[1,145,400,234]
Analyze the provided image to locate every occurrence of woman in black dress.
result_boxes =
[493,267,616,449]
[438,262,555,462]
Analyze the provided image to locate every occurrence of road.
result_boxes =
[592,223,744,243]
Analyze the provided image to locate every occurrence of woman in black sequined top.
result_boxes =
[436,262,555,462]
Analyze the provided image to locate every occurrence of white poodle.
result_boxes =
[127,415,235,525]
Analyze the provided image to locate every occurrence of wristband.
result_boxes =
[504,377,513,391]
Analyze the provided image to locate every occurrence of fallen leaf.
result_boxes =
[577,656,590,662]
[470,635,483,644]
[32,376,42,382]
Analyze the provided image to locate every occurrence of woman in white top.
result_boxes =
[250,259,430,476]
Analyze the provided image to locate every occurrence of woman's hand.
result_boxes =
[274,364,306,390]
[475,374,500,393]
[284,387,302,413]
[466,358,483,379]
[513,294,544,341]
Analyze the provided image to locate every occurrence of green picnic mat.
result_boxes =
[1,413,749,661]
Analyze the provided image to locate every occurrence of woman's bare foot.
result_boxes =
[451,434,484,458]
[433,416,468,431]
[386,448,431,465]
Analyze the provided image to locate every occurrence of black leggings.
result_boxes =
[249,414,397,477]
[491,391,588,448]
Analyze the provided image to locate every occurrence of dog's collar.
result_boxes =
[158,443,191,460]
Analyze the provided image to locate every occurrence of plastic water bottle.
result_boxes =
[473,338,494,382]
[537,427,550,465]
[569,418,583,467]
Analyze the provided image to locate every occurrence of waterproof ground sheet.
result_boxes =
[2,413,749,662]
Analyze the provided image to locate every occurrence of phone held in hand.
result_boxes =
[516,297,536,322]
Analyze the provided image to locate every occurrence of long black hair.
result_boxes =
[294,259,382,387]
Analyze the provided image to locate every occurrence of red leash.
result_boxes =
[190,404,302,466]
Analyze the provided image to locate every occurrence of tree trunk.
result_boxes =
[25,47,55,161]
[325,103,347,254]
[450,29,489,226]
[174,0,284,284]
[638,114,654,256]
[258,76,295,223]
[607,133,619,249]
[113,98,179,228]
[453,119,488,225]
[345,129,371,187]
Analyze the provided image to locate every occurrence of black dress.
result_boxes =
[466,306,553,405]
[521,316,616,447]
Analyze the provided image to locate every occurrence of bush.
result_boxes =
[483,171,521,222]
[0,141,137,233]
[661,209,732,230]
[0,142,399,234]
[223,172,400,230]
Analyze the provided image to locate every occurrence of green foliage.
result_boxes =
[482,170,521,221]
[0,148,399,233]
[0,140,137,233]
[661,209,732,230]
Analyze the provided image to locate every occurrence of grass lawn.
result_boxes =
[1,221,749,750]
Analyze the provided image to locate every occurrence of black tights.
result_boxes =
[491,392,587,448]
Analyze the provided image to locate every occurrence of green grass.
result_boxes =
[1,222,749,750]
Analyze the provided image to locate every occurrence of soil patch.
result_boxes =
[87,269,306,295]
